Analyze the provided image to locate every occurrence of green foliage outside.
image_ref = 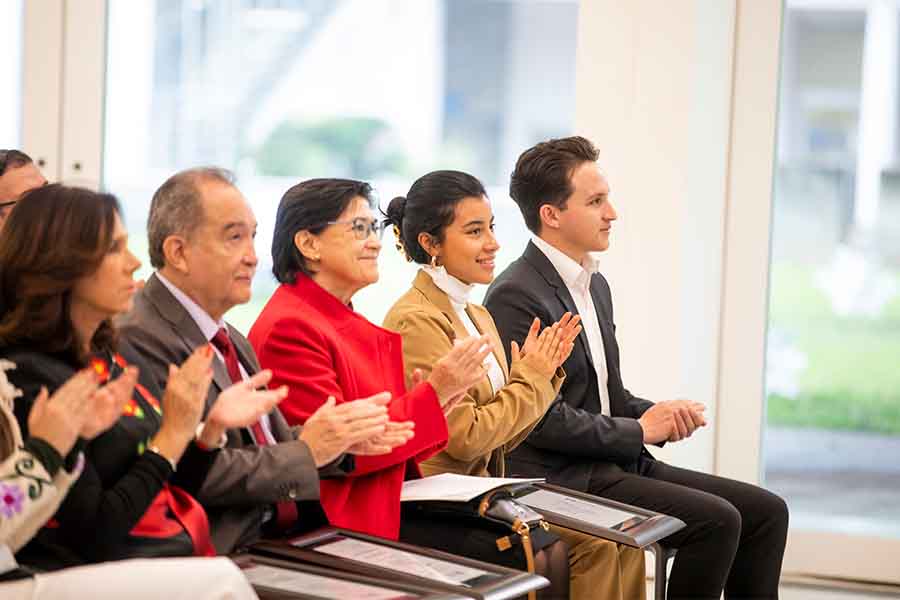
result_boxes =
[766,262,900,434]
[253,117,408,180]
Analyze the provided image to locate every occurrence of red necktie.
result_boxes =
[210,328,299,532]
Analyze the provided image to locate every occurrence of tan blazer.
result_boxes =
[384,270,564,478]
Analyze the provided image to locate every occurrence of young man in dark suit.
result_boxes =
[484,137,789,599]
[118,168,412,553]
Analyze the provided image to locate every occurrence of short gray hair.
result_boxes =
[147,167,235,269]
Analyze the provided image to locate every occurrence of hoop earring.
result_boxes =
[430,254,440,268]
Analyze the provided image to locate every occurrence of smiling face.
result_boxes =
[70,212,141,320]
[163,180,259,320]
[307,195,382,300]
[432,196,499,285]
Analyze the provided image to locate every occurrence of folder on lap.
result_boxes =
[249,528,548,600]
[399,474,686,549]
[233,553,464,600]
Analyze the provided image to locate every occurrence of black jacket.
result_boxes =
[483,241,655,492]
[3,347,215,568]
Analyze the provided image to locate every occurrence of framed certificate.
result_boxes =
[232,554,463,600]
[250,528,547,600]
[516,483,686,548]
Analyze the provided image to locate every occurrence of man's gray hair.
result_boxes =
[147,167,235,269]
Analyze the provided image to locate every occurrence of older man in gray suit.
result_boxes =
[119,167,412,554]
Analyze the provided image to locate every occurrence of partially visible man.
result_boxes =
[485,136,789,600]
[119,167,412,554]
[0,150,47,229]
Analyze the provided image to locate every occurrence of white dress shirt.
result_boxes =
[531,237,611,416]
[155,272,276,443]
[422,266,507,394]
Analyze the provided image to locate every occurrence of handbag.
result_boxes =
[405,483,551,600]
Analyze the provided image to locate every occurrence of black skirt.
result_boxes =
[397,502,559,571]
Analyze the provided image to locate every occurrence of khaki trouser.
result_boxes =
[550,524,647,600]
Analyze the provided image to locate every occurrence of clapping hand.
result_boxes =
[79,365,138,439]
[511,313,582,378]
[427,335,492,409]
[28,369,100,457]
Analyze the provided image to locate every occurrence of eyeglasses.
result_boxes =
[327,217,386,240]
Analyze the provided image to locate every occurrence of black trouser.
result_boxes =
[588,457,789,600]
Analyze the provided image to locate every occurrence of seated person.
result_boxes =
[383,169,647,600]
[0,149,47,230]
[0,362,258,600]
[484,136,789,600]
[0,184,279,567]
[118,168,406,553]
[248,178,569,598]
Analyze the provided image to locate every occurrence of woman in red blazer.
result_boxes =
[248,178,493,541]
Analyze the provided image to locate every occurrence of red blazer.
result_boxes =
[248,274,448,539]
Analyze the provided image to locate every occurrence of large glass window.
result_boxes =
[764,1,900,539]
[103,0,578,332]
[0,0,24,148]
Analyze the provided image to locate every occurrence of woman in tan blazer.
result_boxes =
[383,170,647,600]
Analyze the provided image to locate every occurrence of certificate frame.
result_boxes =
[516,483,686,548]
[250,527,548,600]
[232,553,464,600]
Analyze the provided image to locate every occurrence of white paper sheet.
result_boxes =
[519,489,642,528]
[400,473,543,502]
[244,564,417,599]
[313,538,490,586]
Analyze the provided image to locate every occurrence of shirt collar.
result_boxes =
[531,235,601,290]
[155,272,226,341]
[422,265,475,308]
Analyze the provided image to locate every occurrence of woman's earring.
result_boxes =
[430,254,438,268]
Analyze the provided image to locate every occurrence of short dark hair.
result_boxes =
[384,170,487,264]
[272,178,374,284]
[509,136,599,234]
[0,184,120,364]
[147,167,234,269]
[0,149,33,176]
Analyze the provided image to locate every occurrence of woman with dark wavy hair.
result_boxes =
[0,184,279,572]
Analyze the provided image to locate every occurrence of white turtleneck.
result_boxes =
[422,266,507,395]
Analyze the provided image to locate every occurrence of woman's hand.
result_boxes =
[347,420,416,456]
[299,393,392,467]
[511,313,582,379]
[427,335,492,406]
[79,366,138,439]
[151,345,214,464]
[28,369,99,456]
[198,369,288,447]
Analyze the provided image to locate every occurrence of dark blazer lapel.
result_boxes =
[143,273,233,393]
[523,241,595,368]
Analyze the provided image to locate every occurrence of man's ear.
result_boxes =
[538,204,561,231]
[294,230,321,262]
[417,231,440,259]
[162,235,189,274]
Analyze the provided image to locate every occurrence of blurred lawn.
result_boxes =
[766,262,900,434]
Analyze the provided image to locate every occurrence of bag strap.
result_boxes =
[479,491,541,600]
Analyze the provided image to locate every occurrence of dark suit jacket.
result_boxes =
[117,273,337,553]
[483,241,655,492]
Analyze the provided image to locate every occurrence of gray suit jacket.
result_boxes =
[118,273,335,553]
